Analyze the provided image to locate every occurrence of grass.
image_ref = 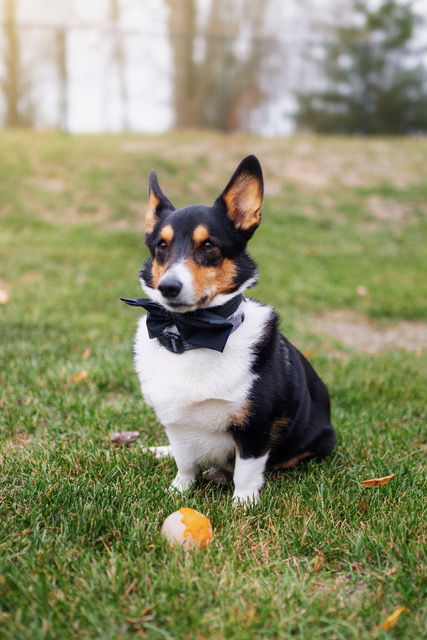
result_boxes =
[1,130,426,639]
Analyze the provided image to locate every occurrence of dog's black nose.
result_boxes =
[158,277,183,299]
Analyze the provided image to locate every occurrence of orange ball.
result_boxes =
[161,508,213,550]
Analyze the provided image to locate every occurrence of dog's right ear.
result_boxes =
[146,170,175,234]
[216,155,263,234]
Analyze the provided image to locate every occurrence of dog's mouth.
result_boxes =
[161,294,210,314]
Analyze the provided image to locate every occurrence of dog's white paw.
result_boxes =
[170,472,195,493]
[232,490,259,508]
[142,445,173,459]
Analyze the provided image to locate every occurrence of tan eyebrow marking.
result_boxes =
[160,224,174,244]
[192,224,210,245]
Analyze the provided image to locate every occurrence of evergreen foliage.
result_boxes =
[296,0,427,134]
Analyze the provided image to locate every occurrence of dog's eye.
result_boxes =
[157,240,167,251]
[201,240,216,252]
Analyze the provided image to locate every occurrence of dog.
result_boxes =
[122,155,336,505]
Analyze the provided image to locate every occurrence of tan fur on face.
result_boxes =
[146,190,161,234]
[160,224,174,244]
[151,259,168,289]
[186,257,237,305]
[223,173,262,230]
[149,225,174,288]
[192,224,210,245]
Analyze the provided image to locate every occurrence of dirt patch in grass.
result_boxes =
[311,573,369,609]
[307,310,427,354]
[16,133,427,230]
[31,176,68,193]
[365,195,423,229]
[121,135,427,192]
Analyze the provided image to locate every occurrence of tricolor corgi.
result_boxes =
[122,155,336,505]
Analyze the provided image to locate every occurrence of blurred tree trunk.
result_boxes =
[167,0,272,131]
[110,0,129,131]
[56,28,69,133]
[3,0,21,126]
[167,0,199,128]
[201,0,271,131]
[199,0,236,130]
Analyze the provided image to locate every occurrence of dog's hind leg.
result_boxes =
[142,445,174,459]
[202,467,232,485]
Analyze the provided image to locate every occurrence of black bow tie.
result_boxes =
[121,294,244,353]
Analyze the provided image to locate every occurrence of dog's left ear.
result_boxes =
[217,155,263,232]
[146,170,175,234]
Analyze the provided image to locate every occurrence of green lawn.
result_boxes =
[0,131,426,639]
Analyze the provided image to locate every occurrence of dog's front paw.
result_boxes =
[170,472,195,493]
[232,490,259,508]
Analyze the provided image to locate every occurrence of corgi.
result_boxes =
[122,155,336,505]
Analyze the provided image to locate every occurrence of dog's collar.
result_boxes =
[121,294,245,353]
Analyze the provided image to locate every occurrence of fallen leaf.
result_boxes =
[82,347,91,360]
[360,473,396,487]
[70,370,89,383]
[350,563,364,573]
[121,580,138,598]
[313,552,325,572]
[359,497,369,513]
[302,349,314,358]
[379,606,407,631]
[0,289,10,304]
[110,431,140,446]
[356,285,368,297]
[12,528,33,536]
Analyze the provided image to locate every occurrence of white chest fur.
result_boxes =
[133,299,271,468]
